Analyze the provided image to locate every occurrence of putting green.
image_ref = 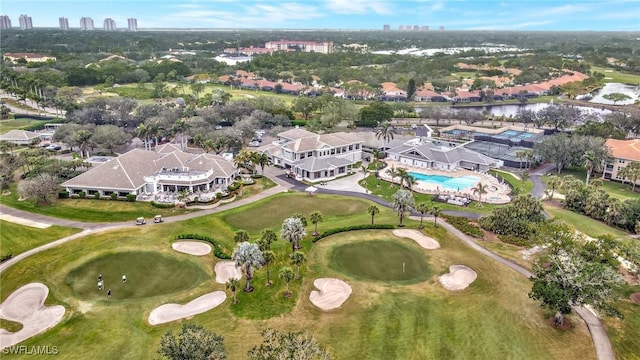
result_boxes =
[330,240,431,283]
[65,251,208,300]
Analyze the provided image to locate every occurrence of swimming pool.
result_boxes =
[408,172,480,190]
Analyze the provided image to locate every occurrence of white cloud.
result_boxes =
[325,0,393,15]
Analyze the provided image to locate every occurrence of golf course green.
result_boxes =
[64,251,208,300]
[330,240,431,282]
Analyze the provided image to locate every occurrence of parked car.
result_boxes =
[46,144,62,151]
[154,215,164,223]
[249,141,260,147]
[135,217,146,225]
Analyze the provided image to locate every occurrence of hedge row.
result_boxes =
[442,215,484,239]
[312,224,395,242]
[151,201,176,208]
[497,234,530,247]
[175,233,231,259]
[0,254,13,263]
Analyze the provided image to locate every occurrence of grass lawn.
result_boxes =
[490,168,534,195]
[591,66,640,85]
[555,167,640,202]
[0,192,602,359]
[0,220,82,256]
[544,202,629,239]
[0,118,49,132]
[330,239,431,283]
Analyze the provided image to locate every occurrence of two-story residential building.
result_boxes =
[603,139,640,183]
[257,128,363,182]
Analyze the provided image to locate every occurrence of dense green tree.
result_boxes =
[358,101,393,127]
[233,230,250,243]
[158,322,226,360]
[91,125,132,154]
[603,92,632,105]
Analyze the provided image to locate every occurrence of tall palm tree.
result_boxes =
[279,267,295,298]
[581,150,600,187]
[391,189,415,227]
[292,213,308,227]
[262,250,275,286]
[73,129,93,159]
[404,174,417,193]
[171,118,189,150]
[375,121,395,146]
[232,242,264,292]
[309,211,323,236]
[234,149,253,172]
[289,251,307,279]
[385,167,399,187]
[136,123,152,151]
[233,230,249,243]
[225,278,240,304]
[520,171,530,193]
[471,182,488,207]
[395,167,409,188]
[367,205,380,225]
[257,228,278,251]
[281,217,307,253]
[415,203,429,229]
[255,153,269,174]
[429,205,443,227]
[361,165,368,179]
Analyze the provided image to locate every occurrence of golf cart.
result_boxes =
[154,215,164,223]
[135,217,146,225]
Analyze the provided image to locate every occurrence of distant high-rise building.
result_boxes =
[398,25,404,31]
[103,18,116,31]
[383,24,390,31]
[59,17,69,30]
[19,14,33,30]
[413,25,419,31]
[80,17,94,30]
[439,25,445,31]
[421,26,429,31]
[127,18,138,32]
[0,15,12,29]
[406,25,412,31]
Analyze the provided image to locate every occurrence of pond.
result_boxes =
[589,82,639,105]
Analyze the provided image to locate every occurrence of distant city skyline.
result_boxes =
[1,0,638,31]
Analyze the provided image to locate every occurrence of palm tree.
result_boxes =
[289,251,307,279]
[309,211,323,236]
[234,230,249,243]
[404,174,417,193]
[415,203,429,229]
[279,267,295,298]
[234,149,253,172]
[395,167,409,188]
[232,242,264,292]
[177,189,190,202]
[367,205,380,225]
[73,129,93,159]
[255,153,269,174]
[520,171,530,193]
[137,123,152,151]
[292,213,308,227]
[171,118,189,150]
[581,150,598,187]
[546,175,561,200]
[385,167,399,187]
[281,217,307,253]
[262,250,275,286]
[375,121,395,145]
[257,228,278,251]
[429,205,443,227]
[225,278,240,304]
[391,189,415,227]
[471,182,488,207]
[361,165,368,179]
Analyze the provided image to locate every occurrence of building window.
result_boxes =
[331,149,335,155]
[349,145,353,151]
[356,144,360,149]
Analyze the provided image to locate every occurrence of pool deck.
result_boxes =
[382,160,512,204]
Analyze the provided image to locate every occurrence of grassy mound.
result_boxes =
[330,240,430,283]
[65,251,208,300]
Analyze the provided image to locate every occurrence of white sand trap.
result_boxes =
[309,278,352,311]
[439,265,478,291]
[0,283,65,349]
[0,214,51,229]
[172,241,212,256]
[148,291,226,325]
[214,261,243,284]
[392,229,440,249]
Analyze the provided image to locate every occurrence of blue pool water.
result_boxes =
[408,172,480,190]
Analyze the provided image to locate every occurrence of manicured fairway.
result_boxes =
[330,240,430,282]
[65,251,208,300]
[0,220,82,256]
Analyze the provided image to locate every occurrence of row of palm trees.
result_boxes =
[234,150,269,175]
[390,188,444,227]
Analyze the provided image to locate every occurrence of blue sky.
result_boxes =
[3,0,639,31]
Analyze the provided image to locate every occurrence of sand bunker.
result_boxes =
[148,291,226,325]
[0,214,51,229]
[439,265,478,291]
[214,261,243,284]
[172,241,212,256]
[0,283,65,349]
[392,229,440,249]
[309,278,352,311]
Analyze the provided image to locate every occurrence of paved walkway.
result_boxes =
[0,165,613,360]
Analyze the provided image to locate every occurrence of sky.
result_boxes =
[2,0,639,31]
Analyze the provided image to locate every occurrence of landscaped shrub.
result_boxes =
[110,193,117,200]
[175,234,231,259]
[497,234,530,247]
[78,191,86,199]
[442,215,484,239]
[151,201,175,208]
[313,224,395,242]
[58,191,69,199]
[216,192,223,199]
[291,120,307,127]
[126,194,136,202]
[94,193,101,200]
